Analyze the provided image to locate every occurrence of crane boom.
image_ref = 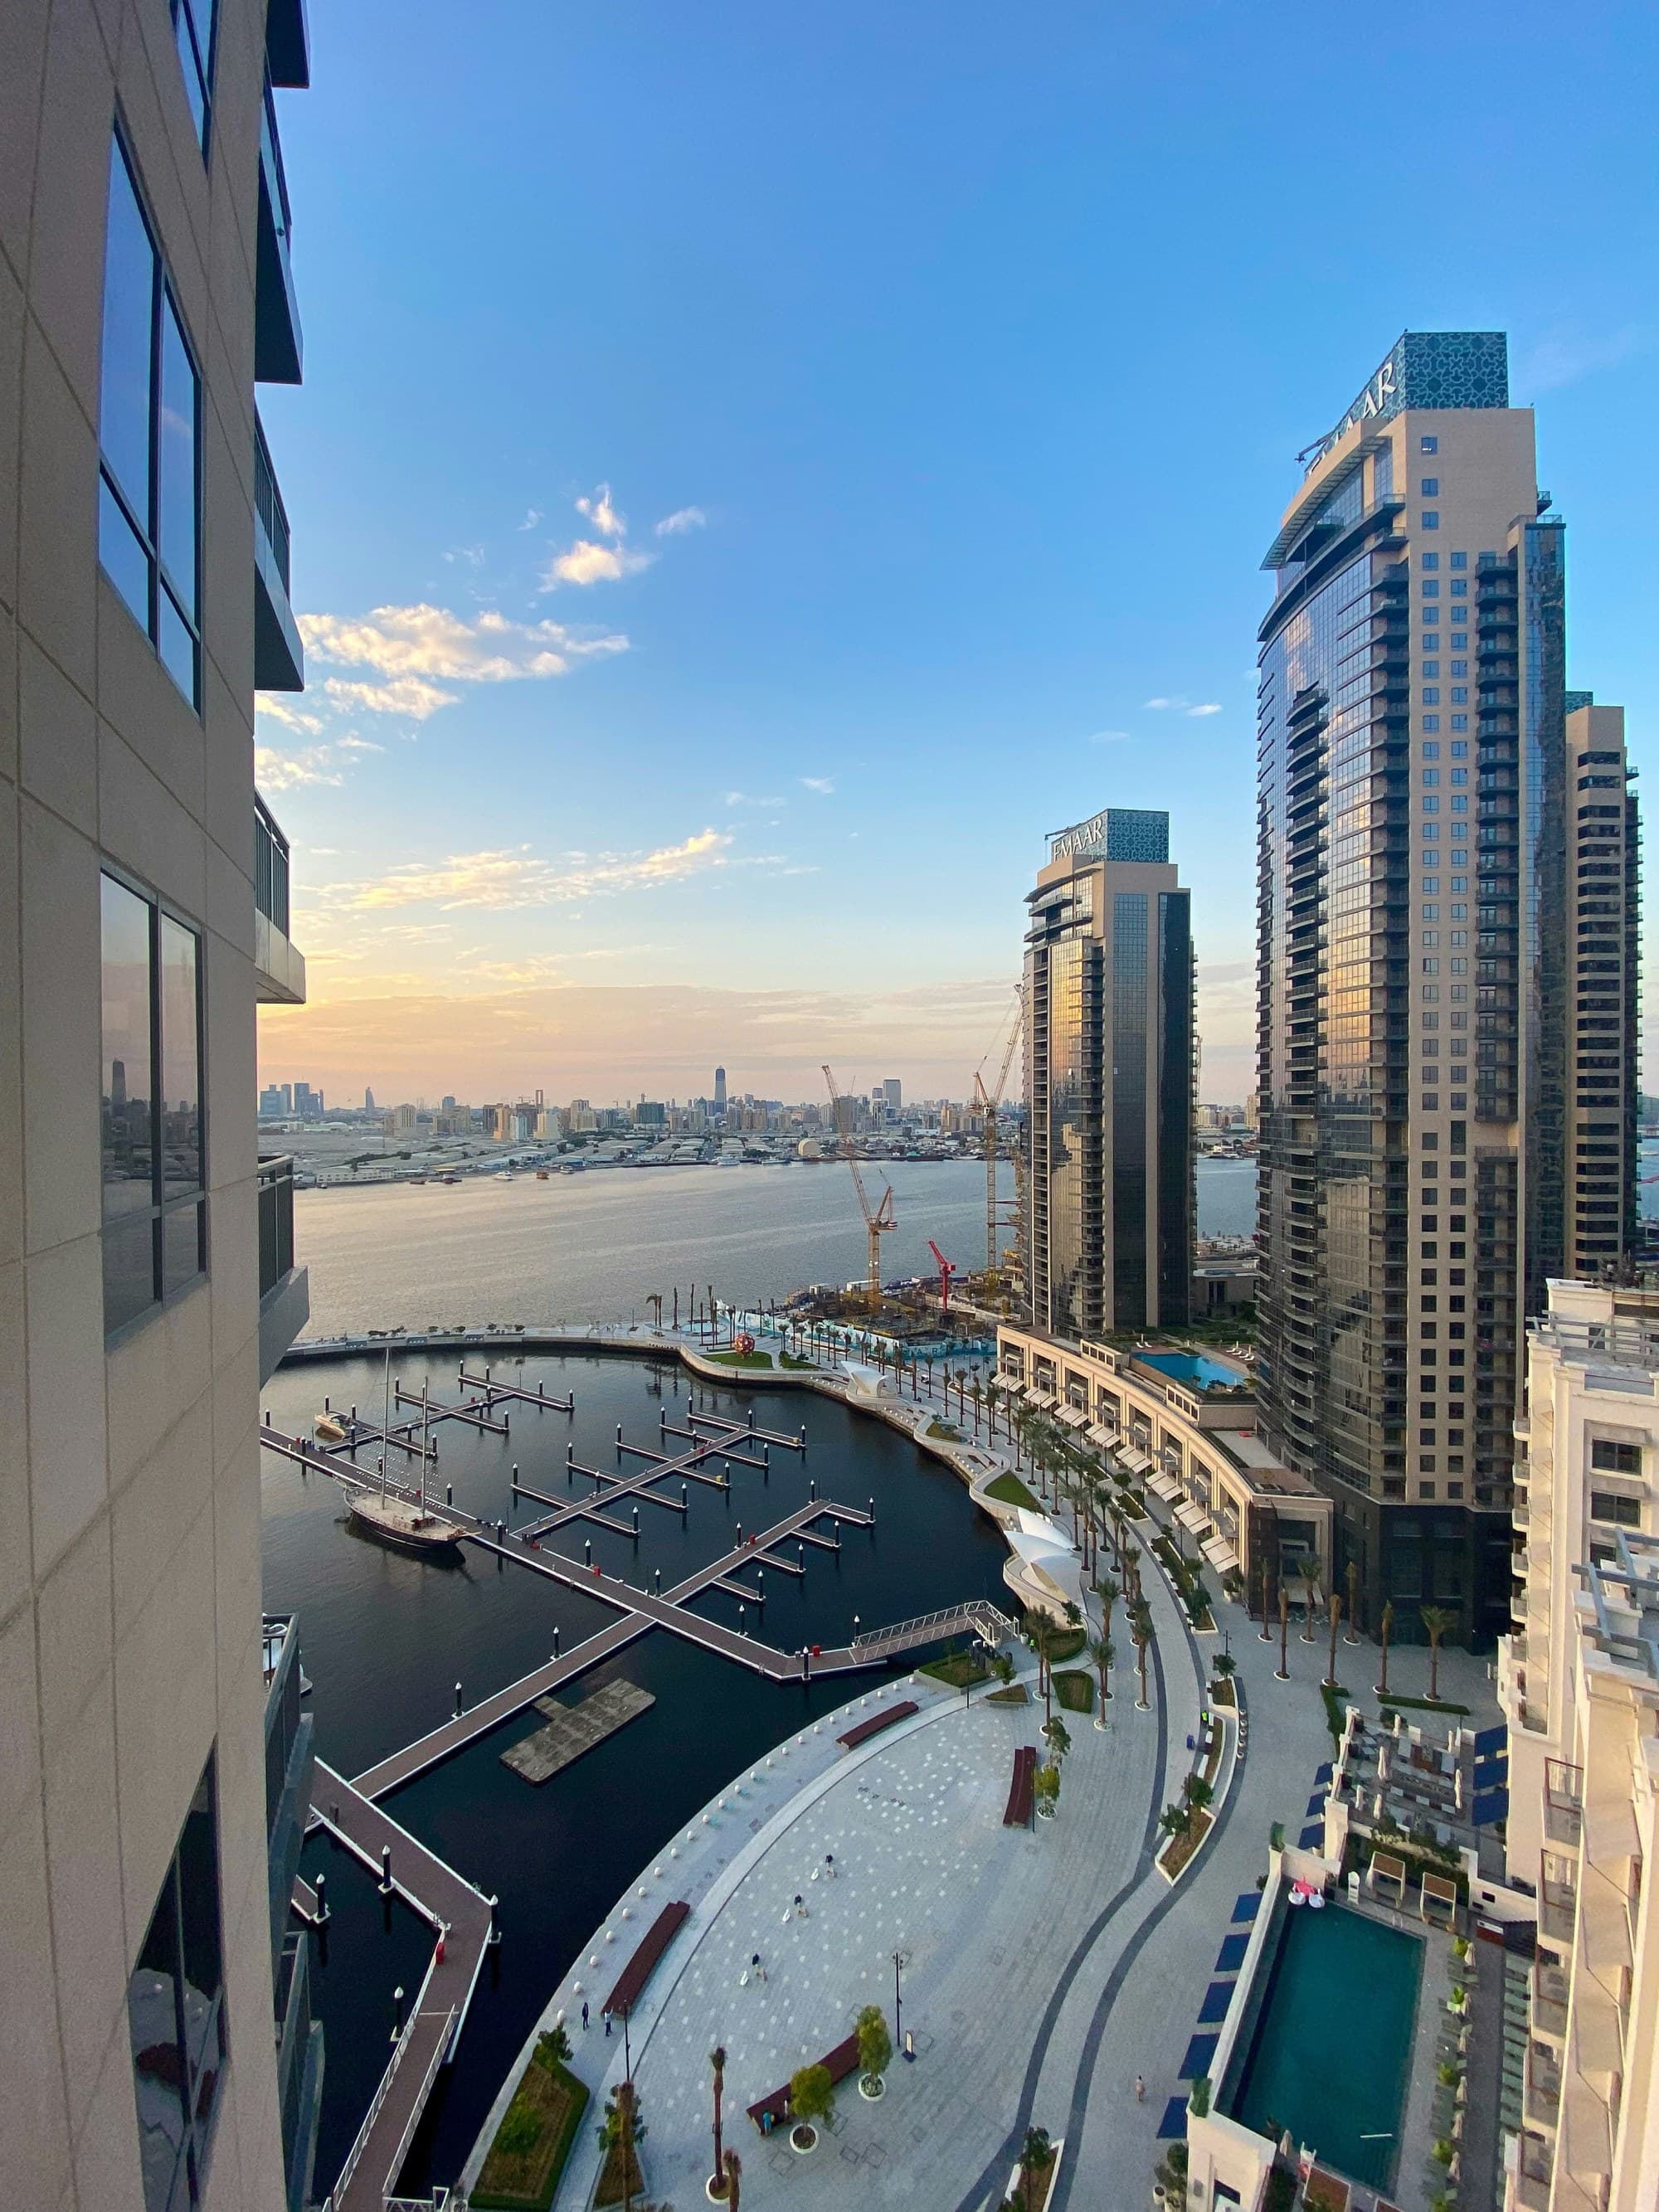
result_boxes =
[823,1062,895,1303]
[975,986,1024,1275]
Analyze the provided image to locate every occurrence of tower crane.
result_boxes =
[823,1063,895,1305]
[973,985,1024,1278]
[928,1240,958,1310]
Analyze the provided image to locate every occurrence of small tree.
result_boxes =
[1158,1803,1188,1844]
[856,2003,892,2091]
[1089,1631,1115,1704]
[1212,1650,1238,1700]
[1029,1613,1055,1724]
[1375,1597,1394,1698]
[990,1649,1015,1687]
[1016,2126,1053,2208]
[1183,1775,1214,1837]
[789,2063,834,2144]
[722,2147,742,2210]
[1034,1761,1061,1817]
[1044,1714,1072,1762]
[538,2023,572,2068]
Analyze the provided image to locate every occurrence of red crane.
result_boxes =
[928,1240,958,1310]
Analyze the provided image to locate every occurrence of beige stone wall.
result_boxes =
[1,2,286,2206]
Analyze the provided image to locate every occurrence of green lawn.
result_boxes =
[472,2036,590,2212]
[704,1348,774,1368]
[920,1650,990,1688]
[984,1471,1039,1510]
[1042,1627,1087,1665]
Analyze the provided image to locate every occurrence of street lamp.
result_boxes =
[892,1947,908,2054]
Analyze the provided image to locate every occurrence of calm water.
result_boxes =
[294,1155,1259,1335]
[263,1350,1010,2195]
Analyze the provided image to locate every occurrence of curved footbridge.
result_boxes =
[270,1371,1016,2211]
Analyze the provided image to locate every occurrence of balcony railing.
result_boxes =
[259,1156,296,1300]
[255,792,291,937]
[255,416,290,593]
[256,73,303,382]
[254,413,303,691]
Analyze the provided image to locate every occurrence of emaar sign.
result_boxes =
[1301,331,1509,474]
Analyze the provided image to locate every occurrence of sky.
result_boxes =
[255,0,1659,1111]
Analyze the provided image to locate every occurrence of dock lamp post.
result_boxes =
[892,1948,909,2057]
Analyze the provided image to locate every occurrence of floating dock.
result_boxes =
[501,1679,655,1785]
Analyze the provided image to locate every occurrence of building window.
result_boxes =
[1450,551,1467,569]
[1420,435,1438,455]
[101,871,206,1334]
[1591,1438,1642,1475]
[128,1754,226,2212]
[1423,715,1440,732]
[1420,479,1439,496]
[99,134,202,710]
[169,0,217,152]
[1421,552,1440,571]
[1450,714,1467,731]
[1422,511,1440,530]
[1589,1491,1641,1526]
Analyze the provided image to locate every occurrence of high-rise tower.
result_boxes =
[1024,807,1194,1338]
[1253,332,1638,1648]
[713,1066,727,1120]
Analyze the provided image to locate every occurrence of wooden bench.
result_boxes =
[837,1699,918,1752]
[602,1900,690,2019]
[1004,1744,1037,1827]
[746,2032,860,2133]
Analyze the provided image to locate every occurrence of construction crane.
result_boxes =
[928,1240,958,1310]
[822,1062,896,1305]
[973,985,1024,1277]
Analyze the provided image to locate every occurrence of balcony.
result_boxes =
[256,75,303,382]
[258,1156,309,1383]
[264,1615,324,2212]
[255,794,306,1004]
[265,0,311,87]
[255,415,304,691]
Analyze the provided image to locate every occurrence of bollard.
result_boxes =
[392,1985,406,2043]
[488,1894,501,1947]
[585,1539,592,1567]
[654,1568,661,1594]
[539,1381,545,1401]
[798,1542,805,1568]
[799,1425,806,1449]
[351,1406,358,1425]
[615,1422,623,1451]
[868,1497,875,1523]
[681,1484,688,1517]
[632,1506,640,1541]
[314,1872,329,1925]
[737,1522,742,1546]
[454,1680,464,1719]
[379,1844,394,1895]
[512,1464,518,1492]
[553,1626,561,1657]
[810,1478,816,1501]
[324,1395,330,1412]
[446,1483,454,1507]
[757,1568,765,1597]
[739,1604,746,1631]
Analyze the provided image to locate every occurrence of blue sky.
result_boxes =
[256,0,1658,1109]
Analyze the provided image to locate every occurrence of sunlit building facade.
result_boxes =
[1024,808,1194,1338]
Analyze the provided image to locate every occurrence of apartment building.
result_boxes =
[1253,331,1638,1645]
[2,3,319,2209]
[1500,1282,1658,2212]
[1024,805,1195,1337]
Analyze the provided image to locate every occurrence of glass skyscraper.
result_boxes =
[1254,332,1638,1648]
[1025,808,1194,1339]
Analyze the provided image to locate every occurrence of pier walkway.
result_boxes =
[311,1760,492,2212]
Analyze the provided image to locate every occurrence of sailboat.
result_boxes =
[348,1363,464,1556]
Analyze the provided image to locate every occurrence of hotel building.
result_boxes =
[1253,332,1639,1646]
[1500,1282,1659,2212]
[1024,805,1194,1339]
[2,4,319,2210]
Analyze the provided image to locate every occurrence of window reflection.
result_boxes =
[102,875,153,1217]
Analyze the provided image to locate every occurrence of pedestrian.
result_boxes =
[825,1854,835,1879]
[604,2012,612,2037]
[1134,2074,1145,2103]
[794,1893,805,1918]
[581,2001,589,2031]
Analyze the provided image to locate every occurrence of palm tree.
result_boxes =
[1093,1573,1121,1648]
[1212,1650,1238,1703]
[722,2149,742,2210]
[1375,1598,1394,1698]
[1029,1612,1055,1724]
[1345,1558,1362,1644]
[1131,1598,1154,1711]
[1325,1593,1342,1689]
[1419,1605,1455,1702]
[1300,1567,1321,1641]
[1182,1774,1214,1836]
[1277,1587,1290,1681]
[709,2045,727,2197]
[1258,1556,1272,1641]
[1089,1631,1115,1705]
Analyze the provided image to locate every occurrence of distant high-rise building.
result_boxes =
[638,1101,668,1129]
[883,1078,902,1113]
[258,1083,286,1119]
[1253,329,1640,1646]
[364,1085,376,1111]
[1024,806,1194,1336]
[713,1067,727,1119]
[442,1094,456,1111]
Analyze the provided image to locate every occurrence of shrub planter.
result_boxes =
[859,2073,886,2103]
[791,2122,819,2154]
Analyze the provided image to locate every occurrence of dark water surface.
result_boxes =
[263,1349,1010,2195]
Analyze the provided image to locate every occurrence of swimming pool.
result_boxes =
[1136,1349,1248,1391]
[1224,1903,1423,2190]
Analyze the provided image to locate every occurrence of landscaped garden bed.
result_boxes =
[704,1348,775,1368]
[1053,1669,1094,1715]
[984,1471,1039,1510]
[921,1650,990,1689]
[1043,1627,1087,1665]
[1156,1805,1213,1879]
[987,1685,1029,1705]
[472,2030,590,2212]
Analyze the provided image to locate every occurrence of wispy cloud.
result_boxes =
[576,484,625,540]
[654,506,707,537]
[322,675,459,721]
[327,830,734,913]
[546,539,654,587]
[299,604,628,684]
[255,733,383,792]
[1087,729,1131,745]
[723,790,786,809]
[800,775,834,795]
[1515,323,1643,396]
[255,696,326,736]
[443,543,485,568]
[519,508,543,531]
[1145,696,1222,717]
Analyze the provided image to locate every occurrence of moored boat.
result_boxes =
[347,1490,464,1555]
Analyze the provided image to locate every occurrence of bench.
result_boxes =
[746,2031,861,2132]
[602,1900,690,2019]
[837,1699,918,1752]
[1004,1744,1037,1828]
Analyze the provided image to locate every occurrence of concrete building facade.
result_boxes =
[1024,805,1194,1339]
[2,3,319,2209]
[1253,330,1638,1647]
[1500,1282,1659,2212]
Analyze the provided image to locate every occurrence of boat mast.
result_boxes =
[420,1383,431,1512]
[381,1344,392,1499]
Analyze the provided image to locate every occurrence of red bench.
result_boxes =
[602,1900,690,2019]
[746,2031,861,2133]
[1004,1744,1037,1827]
[836,1699,918,1751]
